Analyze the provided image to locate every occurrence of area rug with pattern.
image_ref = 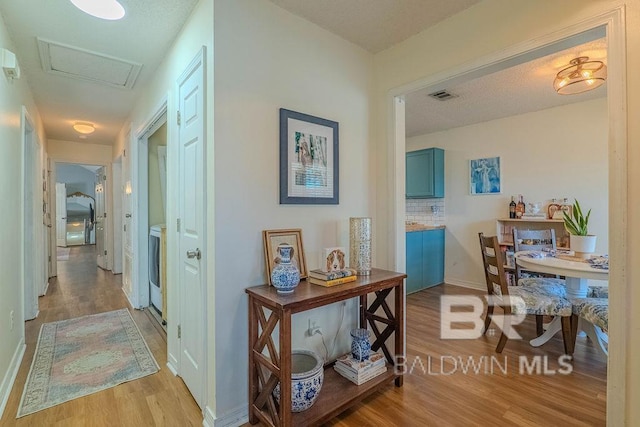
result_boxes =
[17,308,159,417]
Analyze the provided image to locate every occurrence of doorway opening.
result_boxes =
[134,108,168,332]
[390,11,626,423]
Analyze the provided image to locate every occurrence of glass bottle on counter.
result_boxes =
[509,196,516,219]
[516,195,525,219]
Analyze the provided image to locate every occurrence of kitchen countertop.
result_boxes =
[406,224,446,232]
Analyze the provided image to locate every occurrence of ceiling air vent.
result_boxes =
[428,90,458,101]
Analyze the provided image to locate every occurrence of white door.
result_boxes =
[123,137,134,299]
[55,182,67,247]
[95,167,108,269]
[23,114,38,320]
[177,48,206,408]
[112,158,123,274]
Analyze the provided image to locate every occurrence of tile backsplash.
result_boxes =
[406,199,446,225]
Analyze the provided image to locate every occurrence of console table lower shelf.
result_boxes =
[246,268,406,427]
[292,365,398,425]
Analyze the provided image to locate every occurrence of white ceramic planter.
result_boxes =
[570,235,597,257]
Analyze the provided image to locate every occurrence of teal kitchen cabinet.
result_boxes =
[406,148,444,198]
[405,228,445,294]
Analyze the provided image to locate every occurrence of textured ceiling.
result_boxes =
[405,38,608,137]
[0,0,198,144]
[268,0,482,53]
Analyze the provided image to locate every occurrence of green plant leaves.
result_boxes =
[563,199,591,236]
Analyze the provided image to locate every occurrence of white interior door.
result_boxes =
[23,113,38,320]
[112,159,123,274]
[55,182,67,247]
[123,137,134,300]
[95,167,108,269]
[177,48,206,408]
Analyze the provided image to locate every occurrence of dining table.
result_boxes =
[514,251,609,355]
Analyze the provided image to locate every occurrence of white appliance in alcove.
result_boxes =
[148,224,164,313]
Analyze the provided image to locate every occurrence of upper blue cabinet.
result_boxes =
[406,148,444,198]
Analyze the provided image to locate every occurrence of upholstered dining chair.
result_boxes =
[512,228,567,335]
[570,297,609,356]
[478,233,574,354]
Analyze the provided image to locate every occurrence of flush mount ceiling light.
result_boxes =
[69,0,126,20]
[73,122,95,135]
[554,56,607,95]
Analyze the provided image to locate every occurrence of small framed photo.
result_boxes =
[262,228,307,286]
[470,156,501,195]
[321,247,347,272]
[279,108,339,204]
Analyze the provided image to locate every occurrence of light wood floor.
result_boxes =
[0,245,202,427]
[324,285,607,426]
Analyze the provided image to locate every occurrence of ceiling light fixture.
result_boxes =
[73,122,95,135]
[554,56,607,95]
[69,0,126,21]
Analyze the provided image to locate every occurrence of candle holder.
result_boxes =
[349,217,371,276]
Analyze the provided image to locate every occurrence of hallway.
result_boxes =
[0,246,202,426]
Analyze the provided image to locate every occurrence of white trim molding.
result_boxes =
[444,278,485,292]
[0,340,25,419]
[202,404,248,427]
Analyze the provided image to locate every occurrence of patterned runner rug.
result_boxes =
[17,309,159,417]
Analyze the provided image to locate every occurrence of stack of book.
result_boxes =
[333,352,387,385]
[308,268,357,287]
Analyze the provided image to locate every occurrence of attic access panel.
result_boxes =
[37,37,142,89]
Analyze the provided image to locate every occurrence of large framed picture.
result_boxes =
[279,108,339,204]
[262,228,308,286]
[469,156,501,195]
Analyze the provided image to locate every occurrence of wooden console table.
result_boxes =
[246,268,406,426]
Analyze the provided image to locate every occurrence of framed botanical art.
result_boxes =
[279,108,339,204]
[469,156,501,195]
[262,228,308,286]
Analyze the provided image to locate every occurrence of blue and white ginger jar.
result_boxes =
[350,328,371,361]
[271,244,300,294]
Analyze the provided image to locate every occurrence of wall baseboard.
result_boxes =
[166,359,178,376]
[0,339,26,419]
[202,404,248,427]
[42,280,49,296]
[444,277,485,291]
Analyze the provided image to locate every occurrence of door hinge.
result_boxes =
[104,250,107,255]
[178,325,181,339]
[124,224,127,232]
[48,255,51,262]
[177,218,181,232]
[104,212,107,218]
[177,111,181,126]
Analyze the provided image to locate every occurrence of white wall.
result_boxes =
[56,164,96,197]
[148,123,167,227]
[214,0,374,419]
[0,11,46,418]
[113,0,214,417]
[372,0,640,421]
[407,98,608,288]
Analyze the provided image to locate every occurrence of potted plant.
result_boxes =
[563,199,596,257]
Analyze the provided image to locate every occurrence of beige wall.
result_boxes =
[214,0,374,418]
[148,123,167,227]
[48,139,112,165]
[407,98,609,288]
[114,0,215,417]
[373,0,639,422]
[0,10,46,417]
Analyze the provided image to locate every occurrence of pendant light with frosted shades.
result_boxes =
[553,56,607,95]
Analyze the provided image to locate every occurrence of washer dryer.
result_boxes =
[149,224,164,313]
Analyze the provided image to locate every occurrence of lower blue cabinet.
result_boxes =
[406,229,445,294]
